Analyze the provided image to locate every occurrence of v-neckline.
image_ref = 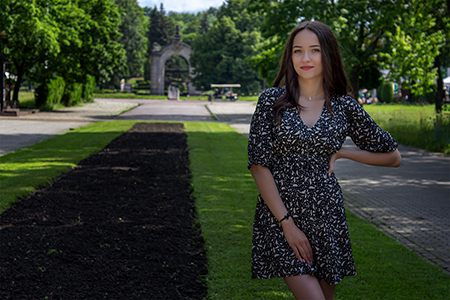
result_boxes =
[298,102,326,130]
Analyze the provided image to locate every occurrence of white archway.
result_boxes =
[150,36,196,95]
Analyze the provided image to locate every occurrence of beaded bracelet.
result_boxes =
[279,212,291,224]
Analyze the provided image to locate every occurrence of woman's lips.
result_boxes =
[300,66,314,70]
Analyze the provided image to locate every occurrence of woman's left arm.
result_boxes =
[328,148,402,176]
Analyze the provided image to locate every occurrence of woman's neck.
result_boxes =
[298,78,324,100]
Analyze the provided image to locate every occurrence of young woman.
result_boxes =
[247,21,402,300]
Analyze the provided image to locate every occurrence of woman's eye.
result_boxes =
[312,49,320,53]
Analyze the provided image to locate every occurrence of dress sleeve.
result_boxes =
[345,96,398,152]
[247,89,277,170]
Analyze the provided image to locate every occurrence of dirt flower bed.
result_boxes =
[0,123,207,299]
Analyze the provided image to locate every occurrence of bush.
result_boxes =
[82,75,95,103]
[62,83,83,106]
[378,81,395,103]
[35,76,66,108]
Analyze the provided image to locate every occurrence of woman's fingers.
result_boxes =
[296,240,313,265]
[328,153,337,176]
[283,221,314,265]
[292,246,304,263]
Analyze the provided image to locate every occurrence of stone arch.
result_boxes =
[150,36,197,95]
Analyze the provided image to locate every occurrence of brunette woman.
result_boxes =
[248,21,401,300]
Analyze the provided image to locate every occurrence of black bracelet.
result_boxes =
[279,212,290,224]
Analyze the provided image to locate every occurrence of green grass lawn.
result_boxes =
[1,121,448,299]
[364,103,450,155]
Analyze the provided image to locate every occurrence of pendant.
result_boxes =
[308,97,312,101]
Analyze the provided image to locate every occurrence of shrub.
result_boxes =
[62,83,83,106]
[82,75,95,103]
[34,76,66,108]
[378,81,395,103]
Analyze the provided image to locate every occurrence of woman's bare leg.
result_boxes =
[319,280,335,300]
[284,275,326,300]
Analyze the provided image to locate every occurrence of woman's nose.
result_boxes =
[302,52,311,62]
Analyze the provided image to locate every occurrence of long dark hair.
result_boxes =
[272,21,352,124]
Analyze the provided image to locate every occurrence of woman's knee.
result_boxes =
[283,275,326,300]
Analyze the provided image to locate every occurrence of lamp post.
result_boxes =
[0,31,7,112]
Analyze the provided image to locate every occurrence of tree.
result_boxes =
[248,0,405,94]
[0,0,127,100]
[0,0,60,101]
[115,0,148,78]
[380,0,447,106]
[168,9,217,46]
[145,3,175,54]
[190,13,263,95]
[75,0,127,87]
[431,0,450,112]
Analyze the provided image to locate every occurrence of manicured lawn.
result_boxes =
[1,120,448,299]
[364,103,450,155]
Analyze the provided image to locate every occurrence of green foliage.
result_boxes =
[0,0,127,98]
[190,1,263,95]
[35,76,66,108]
[248,0,448,99]
[0,0,61,101]
[380,0,446,100]
[143,57,152,81]
[82,75,96,103]
[62,83,83,107]
[144,3,175,52]
[165,55,189,94]
[377,81,395,103]
[114,0,148,78]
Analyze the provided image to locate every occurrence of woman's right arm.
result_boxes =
[250,164,313,266]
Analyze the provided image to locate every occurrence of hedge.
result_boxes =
[82,75,95,103]
[62,82,83,106]
[34,76,65,107]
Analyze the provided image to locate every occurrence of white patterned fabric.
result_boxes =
[248,87,398,285]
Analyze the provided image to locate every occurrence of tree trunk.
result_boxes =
[350,69,360,101]
[435,55,443,113]
[12,60,25,102]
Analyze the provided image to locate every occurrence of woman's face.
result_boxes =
[291,29,323,82]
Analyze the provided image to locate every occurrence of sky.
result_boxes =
[137,0,225,13]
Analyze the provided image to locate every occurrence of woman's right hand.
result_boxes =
[281,218,313,266]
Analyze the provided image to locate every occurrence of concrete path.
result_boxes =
[0,98,448,275]
[0,100,138,156]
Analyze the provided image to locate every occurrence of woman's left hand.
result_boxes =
[328,151,341,177]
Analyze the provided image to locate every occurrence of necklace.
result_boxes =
[301,93,324,101]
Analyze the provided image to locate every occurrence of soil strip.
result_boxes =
[0,123,207,299]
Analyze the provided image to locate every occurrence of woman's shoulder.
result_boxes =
[332,94,359,110]
[258,87,286,104]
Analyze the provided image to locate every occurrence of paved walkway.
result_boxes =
[0,99,448,275]
[0,100,138,156]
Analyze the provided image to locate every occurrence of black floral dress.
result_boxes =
[248,87,398,285]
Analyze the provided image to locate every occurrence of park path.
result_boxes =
[0,98,448,275]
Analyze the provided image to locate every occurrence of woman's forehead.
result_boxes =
[292,29,320,47]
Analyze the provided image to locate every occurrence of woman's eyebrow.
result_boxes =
[292,45,321,48]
